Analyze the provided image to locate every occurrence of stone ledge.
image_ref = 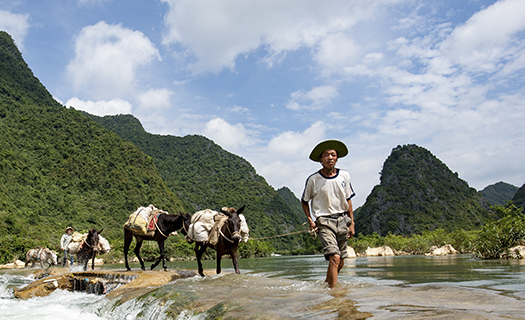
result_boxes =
[12,268,216,301]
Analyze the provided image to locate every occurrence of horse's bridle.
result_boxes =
[82,234,99,249]
[220,220,241,243]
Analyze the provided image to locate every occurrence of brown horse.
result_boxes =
[77,228,103,271]
[124,213,192,271]
[194,205,245,277]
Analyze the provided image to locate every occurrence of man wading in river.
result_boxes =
[301,140,355,288]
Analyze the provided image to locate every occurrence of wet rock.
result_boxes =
[345,247,357,258]
[0,260,25,269]
[505,245,525,259]
[425,244,458,256]
[362,246,395,257]
[13,268,201,300]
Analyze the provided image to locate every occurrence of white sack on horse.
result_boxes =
[67,233,111,254]
[187,209,217,242]
[187,209,250,243]
[71,231,83,242]
[124,204,168,236]
[67,241,81,255]
[239,214,250,242]
[98,235,111,254]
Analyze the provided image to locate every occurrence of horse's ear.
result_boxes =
[237,205,245,214]
[98,228,104,234]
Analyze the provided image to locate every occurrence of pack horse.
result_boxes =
[25,247,58,268]
[77,228,103,271]
[189,205,249,277]
[124,205,192,271]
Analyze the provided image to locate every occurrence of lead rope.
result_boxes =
[251,222,317,240]
[154,215,168,238]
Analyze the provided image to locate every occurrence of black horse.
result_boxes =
[194,205,245,277]
[77,228,103,271]
[124,213,192,271]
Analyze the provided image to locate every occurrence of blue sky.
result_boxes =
[1,0,524,208]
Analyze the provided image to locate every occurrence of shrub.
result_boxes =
[473,204,525,259]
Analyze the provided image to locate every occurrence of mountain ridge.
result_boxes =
[354,144,491,236]
[479,181,518,206]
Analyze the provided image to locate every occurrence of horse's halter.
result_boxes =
[83,232,99,250]
[220,217,241,243]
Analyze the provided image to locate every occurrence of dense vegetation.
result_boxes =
[86,113,308,252]
[351,203,524,259]
[473,203,524,259]
[512,183,525,208]
[354,144,491,236]
[0,32,186,263]
[479,181,518,206]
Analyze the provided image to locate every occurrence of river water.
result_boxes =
[1,254,524,319]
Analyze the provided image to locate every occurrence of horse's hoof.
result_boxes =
[141,267,146,271]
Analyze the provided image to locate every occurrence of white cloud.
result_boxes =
[227,105,250,115]
[203,117,256,151]
[441,0,525,73]
[66,21,160,100]
[136,88,173,111]
[286,85,338,110]
[0,10,30,50]
[267,121,326,159]
[65,97,132,116]
[315,32,361,72]
[160,0,383,74]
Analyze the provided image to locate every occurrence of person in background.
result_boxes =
[60,227,74,266]
[301,140,355,288]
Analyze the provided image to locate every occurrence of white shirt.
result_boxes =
[301,169,355,219]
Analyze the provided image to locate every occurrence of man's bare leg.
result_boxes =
[325,254,344,288]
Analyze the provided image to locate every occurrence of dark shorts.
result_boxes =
[316,214,352,260]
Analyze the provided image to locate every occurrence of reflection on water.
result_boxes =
[2,254,525,319]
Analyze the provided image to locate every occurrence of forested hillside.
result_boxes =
[512,184,525,208]
[354,144,491,236]
[0,32,185,263]
[479,181,518,206]
[85,114,308,251]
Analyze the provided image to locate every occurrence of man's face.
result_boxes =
[320,149,338,169]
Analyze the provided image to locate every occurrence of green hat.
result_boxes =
[309,140,348,162]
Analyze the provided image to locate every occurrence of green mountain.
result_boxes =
[512,183,525,208]
[276,186,305,222]
[85,114,307,251]
[354,144,491,236]
[0,32,185,263]
[479,181,518,206]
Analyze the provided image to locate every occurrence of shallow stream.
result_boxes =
[1,254,524,319]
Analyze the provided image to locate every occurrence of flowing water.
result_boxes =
[1,254,524,319]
